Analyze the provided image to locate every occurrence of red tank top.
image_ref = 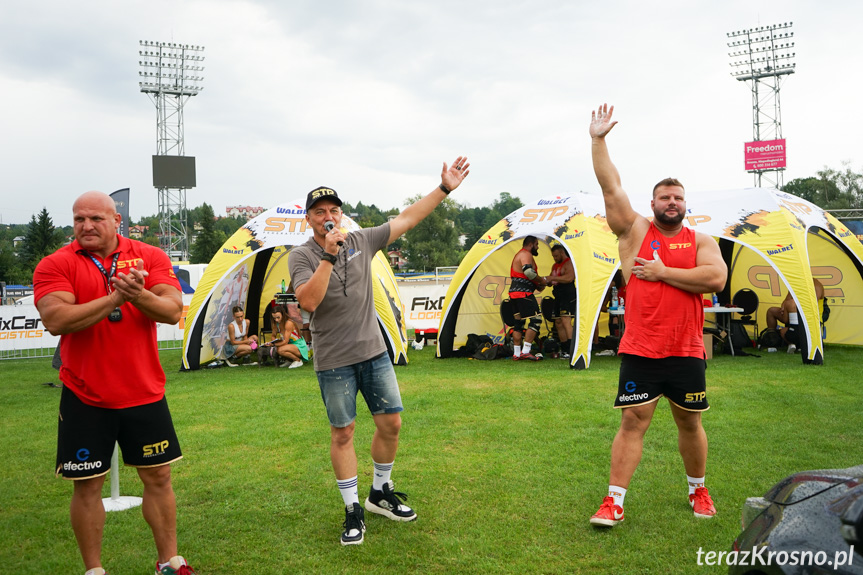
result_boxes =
[509,249,537,299]
[618,224,705,359]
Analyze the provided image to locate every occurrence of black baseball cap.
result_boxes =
[306,186,343,211]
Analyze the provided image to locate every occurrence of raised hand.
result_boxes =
[441,156,470,192]
[590,103,618,139]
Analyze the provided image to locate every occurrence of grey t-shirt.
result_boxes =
[288,223,391,371]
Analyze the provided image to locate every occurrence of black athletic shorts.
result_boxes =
[553,296,575,318]
[615,354,709,412]
[512,295,541,332]
[56,386,182,479]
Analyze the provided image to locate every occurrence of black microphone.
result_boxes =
[324,221,344,246]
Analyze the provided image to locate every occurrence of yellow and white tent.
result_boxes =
[437,192,619,369]
[691,188,863,363]
[181,199,408,370]
[437,189,863,368]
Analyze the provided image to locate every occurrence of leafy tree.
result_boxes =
[0,237,27,285]
[18,208,65,280]
[783,162,863,210]
[401,196,461,270]
[454,192,524,248]
[189,204,227,264]
[342,201,388,228]
[214,216,245,237]
[455,206,492,247]
[783,176,845,209]
[491,191,524,218]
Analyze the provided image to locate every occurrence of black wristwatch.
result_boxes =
[320,252,338,265]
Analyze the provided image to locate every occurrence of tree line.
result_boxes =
[3,165,862,286]
[0,191,526,285]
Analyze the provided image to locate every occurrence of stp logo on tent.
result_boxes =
[520,206,568,223]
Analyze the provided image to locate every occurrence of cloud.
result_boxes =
[0,0,861,228]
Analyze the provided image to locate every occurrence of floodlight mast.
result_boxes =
[727,22,795,189]
[138,40,205,260]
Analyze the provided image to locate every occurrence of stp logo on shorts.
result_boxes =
[143,440,170,457]
[685,392,706,403]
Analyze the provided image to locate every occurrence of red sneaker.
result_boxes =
[690,486,716,518]
[589,496,624,527]
[156,556,197,575]
[519,352,540,361]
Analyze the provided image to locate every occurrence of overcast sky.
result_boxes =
[1,0,859,227]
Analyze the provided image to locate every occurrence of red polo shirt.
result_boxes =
[34,236,180,408]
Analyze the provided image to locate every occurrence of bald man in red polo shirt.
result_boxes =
[34,191,196,575]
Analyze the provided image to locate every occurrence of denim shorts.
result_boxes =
[316,352,404,428]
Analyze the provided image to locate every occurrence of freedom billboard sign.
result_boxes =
[744,139,787,171]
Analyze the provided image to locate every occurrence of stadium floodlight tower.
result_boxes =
[138,41,205,260]
[727,23,796,189]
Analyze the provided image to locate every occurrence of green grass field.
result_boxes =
[2,345,861,574]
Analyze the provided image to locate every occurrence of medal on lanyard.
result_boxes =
[82,251,123,322]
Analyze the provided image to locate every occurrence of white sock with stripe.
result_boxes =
[337,476,359,508]
[687,475,705,496]
[372,461,393,491]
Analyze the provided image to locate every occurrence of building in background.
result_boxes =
[226,206,265,220]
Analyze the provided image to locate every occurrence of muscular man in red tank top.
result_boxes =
[587,104,727,528]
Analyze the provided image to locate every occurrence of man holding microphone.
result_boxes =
[289,157,470,545]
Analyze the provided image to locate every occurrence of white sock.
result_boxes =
[687,475,705,495]
[609,485,627,508]
[337,476,359,508]
[523,342,532,355]
[372,461,393,491]
[85,569,106,575]
[513,345,521,357]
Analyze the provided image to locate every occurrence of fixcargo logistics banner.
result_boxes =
[1,297,193,354]
[744,139,786,171]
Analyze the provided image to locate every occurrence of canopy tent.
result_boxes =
[182,199,408,370]
[437,188,863,368]
[437,192,620,369]
[693,188,863,362]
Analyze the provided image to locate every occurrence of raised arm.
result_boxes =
[590,104,641,238]
[387,156,470,244]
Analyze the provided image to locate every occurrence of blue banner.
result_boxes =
[110,188,130,238]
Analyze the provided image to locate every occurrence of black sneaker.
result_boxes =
[365,480,417,522]
[341,502,366,545]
